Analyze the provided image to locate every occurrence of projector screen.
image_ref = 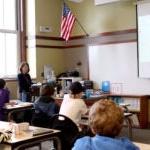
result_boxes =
[137,1,150,78]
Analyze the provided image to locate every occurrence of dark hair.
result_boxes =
[0,79,6,89]
[69,81,83,95]
[40,84,55,96]
[19,61,30,73]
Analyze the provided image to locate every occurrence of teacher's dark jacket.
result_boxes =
[17,73,32,93]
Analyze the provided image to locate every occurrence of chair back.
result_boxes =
[49,114,79,150]
[31,110,50,128]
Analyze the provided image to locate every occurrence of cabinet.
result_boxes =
[107,94,149,129]
[85,94,150,129]
[55,94,150,129]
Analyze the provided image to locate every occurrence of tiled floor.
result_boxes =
[120,127,150,144]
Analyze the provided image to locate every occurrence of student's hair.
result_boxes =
[40,84,55,96]
[89,99,124,137]
[19,61,30,73]
[69,81,83,95]
[0,79,6,89]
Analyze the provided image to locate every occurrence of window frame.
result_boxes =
[0,0,26,80]
[18,0,26,62]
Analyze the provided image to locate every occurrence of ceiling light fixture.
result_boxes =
[68,0,84,3]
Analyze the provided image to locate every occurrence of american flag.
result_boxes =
[60,3,76,41]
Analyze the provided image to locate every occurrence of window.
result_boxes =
[26,0,36,78]
[0,0,19,78]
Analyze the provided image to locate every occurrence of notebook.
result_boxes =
[32,128,54,136]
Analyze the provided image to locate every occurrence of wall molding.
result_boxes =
[26,28,137,49]
[35,44,86,49]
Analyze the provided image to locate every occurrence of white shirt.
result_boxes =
[59,94,87,127]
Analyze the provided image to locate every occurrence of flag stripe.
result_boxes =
[64,15,75,39]
[60,3,75,41]
[65,15,75,39]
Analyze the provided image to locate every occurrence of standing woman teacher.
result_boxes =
[18,62,32,102]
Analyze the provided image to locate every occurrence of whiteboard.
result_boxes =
[88,43,150,94]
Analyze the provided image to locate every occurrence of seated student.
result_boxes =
[32,84,59,127]
[59,81,88,129]
[72,99,139,150]
[0,79,10,121]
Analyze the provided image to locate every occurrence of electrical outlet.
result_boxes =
[39,26,51,32]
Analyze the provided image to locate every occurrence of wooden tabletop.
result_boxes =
[3,100,33,110]
[0,121,60,144]
[134,142,150,150]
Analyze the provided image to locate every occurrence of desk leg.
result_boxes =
[124,116,133,140]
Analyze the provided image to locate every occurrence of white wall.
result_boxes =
[89,42,150,94]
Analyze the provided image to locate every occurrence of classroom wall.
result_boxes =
[6,81,18,99]
[35,0,62,36]
[68,0,136,35]
[34,0,137,80]
[30,0,65,81]
[63,0,137,79]
[31,0,137,37]
[36,48,65,82]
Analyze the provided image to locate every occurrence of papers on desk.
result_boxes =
[4,101,33,109]
[31,128,54,136]
[119,103,130,107]
[89,95,102,98]
[32,82,42,87]
[134,142,150,150]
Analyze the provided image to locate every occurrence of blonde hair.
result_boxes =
[89,99,123,137]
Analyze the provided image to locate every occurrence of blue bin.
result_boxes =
[101,81,110,93]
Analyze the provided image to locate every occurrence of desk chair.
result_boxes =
[124,112,133,140]
[31,110,50,128]
[7,108,34,124]
[49,114,79,150]
[31,85,40,102]
[119,104,133,139]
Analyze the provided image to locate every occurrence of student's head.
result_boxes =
[40,84,55,96]
[0,79,6,89]
[69,81,83,95]
[89,99,124,137]
[19,61,30,74]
